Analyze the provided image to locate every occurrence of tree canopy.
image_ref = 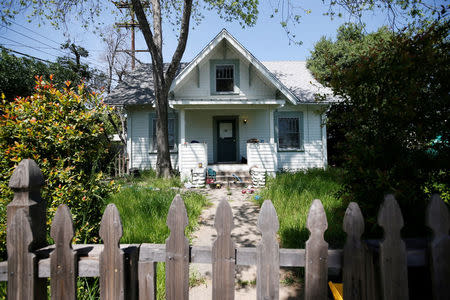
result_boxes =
[308,21,449,234]
[0,46,107,100]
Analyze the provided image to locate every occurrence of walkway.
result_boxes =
[188,187,302,299]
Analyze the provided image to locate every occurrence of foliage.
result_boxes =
[307,22,450,234]
[106,171,209,299]
[256,168,345,248]
[0,77,118,259]
[0,46,106,101]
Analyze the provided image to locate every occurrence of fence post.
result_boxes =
[343,202,365,300]
[377,194,408,300]
[213,199,235,300]
[50,204,77,300]
[7,159,47,299]
[426,194,450,300]
[99,204,125,300]
[256,200,280,300]
[305,199,328,300]
[165,194,189,300]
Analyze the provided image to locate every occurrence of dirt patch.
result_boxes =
[188,187,302,299]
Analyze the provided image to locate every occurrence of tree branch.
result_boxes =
[165,0,193,88]
[130,0,162,67]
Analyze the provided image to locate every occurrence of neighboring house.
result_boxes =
[106,29,336,179]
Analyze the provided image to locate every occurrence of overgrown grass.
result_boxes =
[106,170,209,299]
[255,168,345,249]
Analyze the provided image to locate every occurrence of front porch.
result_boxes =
[176,106,280,178]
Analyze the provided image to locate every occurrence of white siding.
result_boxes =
[178,143,208,178]
[128,108,178,170]
[276,106,326,170]
[247,143,277,172]
[174,42,276,100]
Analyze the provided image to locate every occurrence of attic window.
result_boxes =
[216,65,234,92]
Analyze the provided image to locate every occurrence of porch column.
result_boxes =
[180,108,186,144]
[269,108,275,144]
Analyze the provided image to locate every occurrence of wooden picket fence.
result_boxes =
[1,159,449,300]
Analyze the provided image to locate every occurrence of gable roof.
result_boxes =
[105,29,337,106]
[171,29,298,105]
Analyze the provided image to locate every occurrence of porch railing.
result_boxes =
[1,159,449,300]
[247,142,278,172]
[178,142,208,178]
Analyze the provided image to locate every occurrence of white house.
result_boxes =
[106,29,335,180]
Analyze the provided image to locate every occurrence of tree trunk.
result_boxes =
[154,88,172,177]
[131,0,192,178]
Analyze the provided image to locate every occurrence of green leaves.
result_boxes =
[308,22,450,236]
[0,77,117,259]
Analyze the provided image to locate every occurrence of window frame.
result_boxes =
[149,112,178,153]
[274,111,304,152]
[210,59,240,95]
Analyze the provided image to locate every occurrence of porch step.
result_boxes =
[209,170,253,188]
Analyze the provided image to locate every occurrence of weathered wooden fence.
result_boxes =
[1,159,449,300]
[114,151,128,177]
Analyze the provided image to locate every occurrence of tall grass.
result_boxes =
[255,168,345,249]
[106,171,209,299]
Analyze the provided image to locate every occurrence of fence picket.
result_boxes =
[139,261,157,300]
[7,209,40,300]
[213,199,236,300]
[378,194,408,300]
[426,194,450,300]
[50,204,77,300]
[257,200,280,300]
[99,204,125,300]
[305,199,328,300]
[343,202,365,300]
[165,194,189,300]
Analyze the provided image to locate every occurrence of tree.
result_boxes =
[0,45,108,101]
[307,22,449,234]
[0,77,118,259]
[101,26,131,94]
[1,0,446,177]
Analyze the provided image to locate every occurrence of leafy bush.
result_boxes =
[308,22,450,235]
[0,77,117,259]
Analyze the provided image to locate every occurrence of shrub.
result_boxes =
[0,76,117,259]
[308,22,450,235]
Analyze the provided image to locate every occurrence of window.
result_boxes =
[152,118,176,151]
[275,112,303,151]
[216,65,234,92]
[210,60,239,94]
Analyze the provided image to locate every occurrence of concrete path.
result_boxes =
[189,187,302,299]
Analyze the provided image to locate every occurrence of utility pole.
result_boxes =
[113,1,149,70]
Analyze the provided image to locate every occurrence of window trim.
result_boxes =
[149,112,178,153]
[274,111,304,152]
[210,59,240,95]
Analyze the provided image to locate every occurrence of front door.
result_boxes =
[217,120,237,162]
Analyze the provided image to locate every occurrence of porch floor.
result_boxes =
[207,163,249,173]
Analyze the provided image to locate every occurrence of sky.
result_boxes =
[0,0,399,72]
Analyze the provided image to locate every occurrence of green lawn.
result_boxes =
[255,168,346,249]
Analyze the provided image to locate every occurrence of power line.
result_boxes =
[4,26,67,56]
[0,36,60,60]
[8,20,62,46]
[0,45,52,63]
